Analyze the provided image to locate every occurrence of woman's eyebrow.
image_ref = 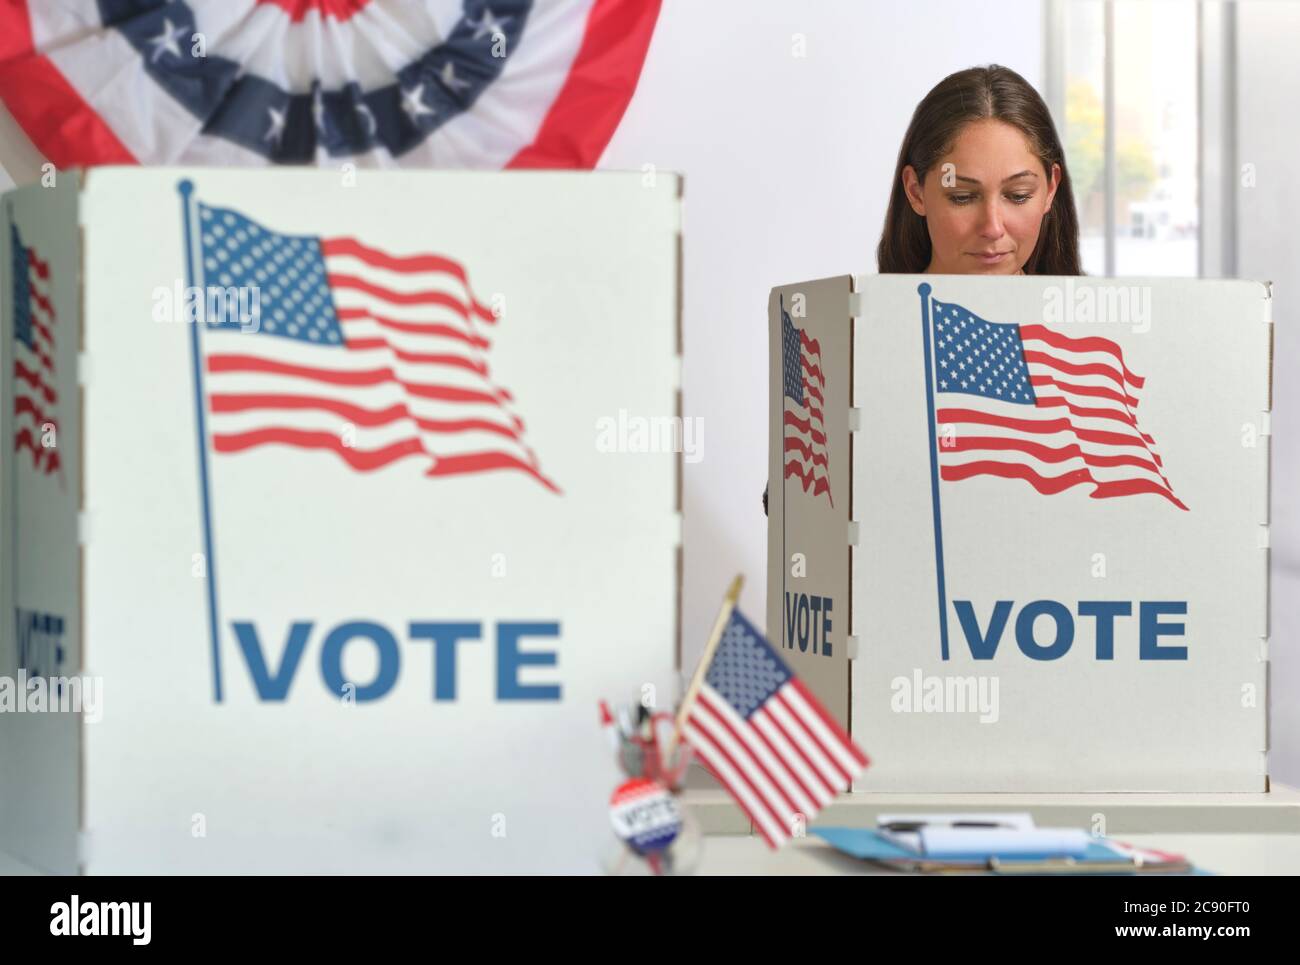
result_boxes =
[950,170,1039,186]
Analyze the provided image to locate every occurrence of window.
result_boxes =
[1046,0,1203,277]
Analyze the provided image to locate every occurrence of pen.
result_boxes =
[616,705,634,739]
[880,820,1019,832]
[599,700,621,753]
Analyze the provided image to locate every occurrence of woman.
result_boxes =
[877,63,1081,276]
[764,64,1081,514]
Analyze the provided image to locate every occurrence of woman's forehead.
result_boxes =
[945,118,1038,158]
[930,124,1044,184]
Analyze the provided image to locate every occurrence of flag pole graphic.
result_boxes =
[918,283,950,661]
[665,574,744,762]
[178,180,224,702]
[780,294,787,655]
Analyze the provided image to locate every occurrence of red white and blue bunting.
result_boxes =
[0,0,660,168]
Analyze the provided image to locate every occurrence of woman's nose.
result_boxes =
[978,199,1006,239]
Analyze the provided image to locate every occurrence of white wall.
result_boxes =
[598,0,1045,672]
[0,99,39,189]
[1236,0,1300,786]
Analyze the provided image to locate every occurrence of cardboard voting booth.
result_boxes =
[0,168,683,873]
[769,273,1271,791]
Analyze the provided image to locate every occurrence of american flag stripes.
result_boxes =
[11,224,60,477]
[682,607,868,848]
[930,296,1186,510]
[781,297,832,504]
[194,202,558,492]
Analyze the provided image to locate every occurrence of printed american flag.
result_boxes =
[682,607,868,848]
[930,296,1186,510]
[11,224,60,477]
[195,203,557,492]
[781,297,831,504]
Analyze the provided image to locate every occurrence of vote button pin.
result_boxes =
[609,777,682,856]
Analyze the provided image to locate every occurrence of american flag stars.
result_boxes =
[934,304,1034,404]
[469,8,512,41]
[147,17,188,64]
[705,617,791,719]
[200,207,339,342]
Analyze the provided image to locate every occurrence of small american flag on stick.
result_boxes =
[930,295,1185,510]
[194,202,558,492]
[781,296,831,504]
[11,224,60,478]
[678,582,868,848]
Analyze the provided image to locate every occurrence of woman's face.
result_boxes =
[902,118,1060,275]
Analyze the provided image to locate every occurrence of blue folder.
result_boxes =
[811,827,1210,874]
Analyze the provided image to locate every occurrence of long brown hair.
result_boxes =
[876,65,1081,275]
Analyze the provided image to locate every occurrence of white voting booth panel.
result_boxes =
[0,168,682,873]
[769,273,1271,792]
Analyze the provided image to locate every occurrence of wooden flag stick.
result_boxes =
[664,574,744,763]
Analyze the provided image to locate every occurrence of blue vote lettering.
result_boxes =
[951,600,1187,660]
[229,620,563,701]
[783,592,833,657]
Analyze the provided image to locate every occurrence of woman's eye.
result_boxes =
[1007,193,1033,204]
[948,194,974,205]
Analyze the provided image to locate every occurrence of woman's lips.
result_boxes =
[971,250,1011,265]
